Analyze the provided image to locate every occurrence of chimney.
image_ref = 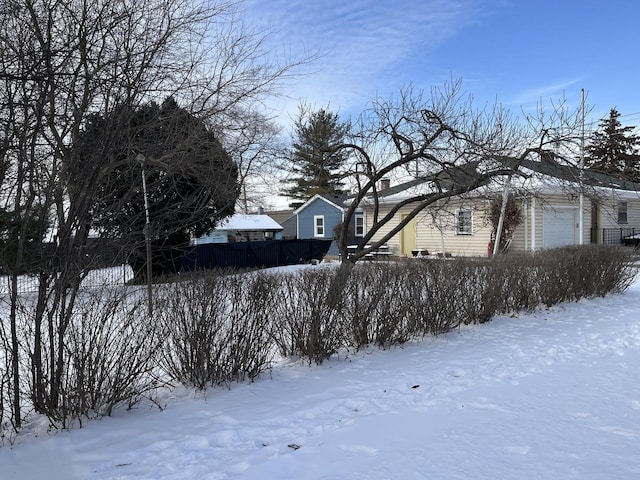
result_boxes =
[380,178,390,191]
[540,151,554,163]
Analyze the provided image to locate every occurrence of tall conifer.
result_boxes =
[283,108,350,209]
[586,108,640,181]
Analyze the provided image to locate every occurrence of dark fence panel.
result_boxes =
[3,239,333,294]
[180,239,332,272]
[592,227,640,245]
[278,239,333,265]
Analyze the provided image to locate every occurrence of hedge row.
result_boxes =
[2,245,635,437]
[157,244,637,381]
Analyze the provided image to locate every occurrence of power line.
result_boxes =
[618,111,640,118]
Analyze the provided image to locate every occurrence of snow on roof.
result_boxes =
[358,159,640,206]
[216,214,283,231]
[293,193,348,215]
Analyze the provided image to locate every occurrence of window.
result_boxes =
[314,215,325,237]
[618,201,628,224]
[355,214,364,237]
[455,208,473,235]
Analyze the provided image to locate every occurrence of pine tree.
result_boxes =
[586,108,640,181]
[75,97,239,280]
[283,107,350,209]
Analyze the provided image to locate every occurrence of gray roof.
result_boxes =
[360,160,487,200]
[360,158,640,202]
[514,158,640,192]
[265,209,295,224]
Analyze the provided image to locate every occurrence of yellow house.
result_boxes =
[360,160,640,257]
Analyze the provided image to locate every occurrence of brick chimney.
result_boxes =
[380,178,390,191]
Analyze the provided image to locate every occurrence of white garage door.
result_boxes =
[543,207,577,248]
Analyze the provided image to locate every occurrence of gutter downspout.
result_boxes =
[530,197,536,251]
[524,198,529,251]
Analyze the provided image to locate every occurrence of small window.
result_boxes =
[355,214,364,237]
[314,215,325,237]
[455,208,473,235]
[618,201,628,224]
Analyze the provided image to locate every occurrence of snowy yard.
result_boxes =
[0,265,134,295]
[2,274,640,479]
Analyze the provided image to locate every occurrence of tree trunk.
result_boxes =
[325,258,355,310]
[9,274,21,429]
[32,277,48,412]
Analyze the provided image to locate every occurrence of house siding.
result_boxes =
[280,216,298,239]
[365,199,493,257]
[628,200,640,226]
[513,194,595,251]
[364,204,411,255]
[296,197,344,255]
[365,192,626,257]
[266,210,297,239]
[589,192,640,244]
[359,166,640,255]
[596,194,640,229]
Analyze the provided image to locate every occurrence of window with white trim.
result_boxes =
[455,208,473,235]
[617,201,628,224]
[355,214,364,237]
[314,215,325,237]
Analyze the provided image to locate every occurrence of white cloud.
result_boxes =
[242,0,491,123]
[510,79,583,105]
[503,79,585,116]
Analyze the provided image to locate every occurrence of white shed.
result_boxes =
[192,214,283,244]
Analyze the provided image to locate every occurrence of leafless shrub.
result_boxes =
[532,245,637,305]
[58,288,163,426]
[343,261,470,346]
[476,245,637,313]
[492,254,540,313]
[447,260,494,325]
[538,248,584,305]
[404,260,464,334]
[158,271,275,389]
[269,268,345,364]
[1,244,633,437]
[368,264,416,347]
[339,264,379,349]
[224,272,278,382]
[4,286,164,429]
[341,263,406,349]
[574,245,637,296]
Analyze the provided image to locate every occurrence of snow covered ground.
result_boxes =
[3,275,640,479]
[0,265,133,295]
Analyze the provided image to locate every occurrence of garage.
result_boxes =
[543,207,578,248]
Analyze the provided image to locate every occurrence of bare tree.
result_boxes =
[329,81,585,294]
[0,0,309,429]
[222,107,288,213]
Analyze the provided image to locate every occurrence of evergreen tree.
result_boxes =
[585,108,640,181]
[74,98,239,280]
[283,107,350,208]
[0,206,49,274]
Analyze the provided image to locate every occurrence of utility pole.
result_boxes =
[138,155,153,317]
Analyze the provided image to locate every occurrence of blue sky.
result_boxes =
[242,0,640,132]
